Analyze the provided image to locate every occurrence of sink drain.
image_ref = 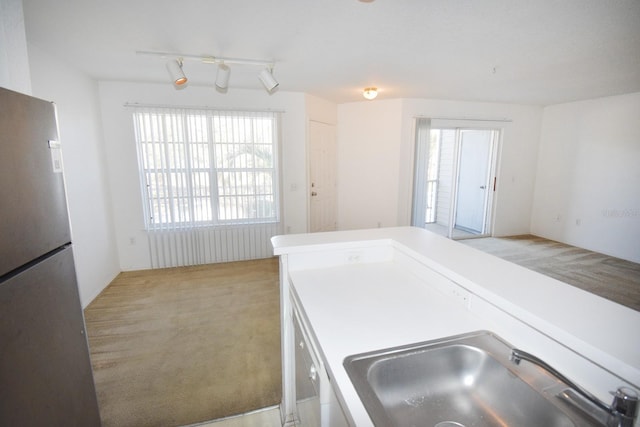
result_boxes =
[434,422,466,427]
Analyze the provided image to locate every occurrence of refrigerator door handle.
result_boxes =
[48,140,63,173]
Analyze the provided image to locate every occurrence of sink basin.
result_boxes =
[344,331,603,427]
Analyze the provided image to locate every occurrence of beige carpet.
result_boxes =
[84,258,282,427]
[460,235,640,312]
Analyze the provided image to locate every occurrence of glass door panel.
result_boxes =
[413,124,499,240]
[454,130,493,234]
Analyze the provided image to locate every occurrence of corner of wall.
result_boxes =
[28,45,121,307]
[305,93,338,125]
[530,93,640,263]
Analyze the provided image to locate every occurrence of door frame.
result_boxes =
[412,120,503,240]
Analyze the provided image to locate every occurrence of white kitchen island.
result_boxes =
[272,227,640,427]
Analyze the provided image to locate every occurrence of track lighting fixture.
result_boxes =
[138,50,277,93]
[166,59,188,86]
[363,87,378,100]
[215,64,231,90]
[258,68,279,92]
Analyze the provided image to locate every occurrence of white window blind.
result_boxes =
[131,106,281,231]
[412,117,433,226]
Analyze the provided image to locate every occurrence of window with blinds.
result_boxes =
[131,107,280,230]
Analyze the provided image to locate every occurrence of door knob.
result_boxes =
[480,186,486,189]
[311,191,318,196]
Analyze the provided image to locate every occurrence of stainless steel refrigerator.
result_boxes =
[0,87,101,426]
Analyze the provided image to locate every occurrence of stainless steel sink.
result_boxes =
[344,331,606,427]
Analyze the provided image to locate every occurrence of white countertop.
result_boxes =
[290,262,495,426]
[273,227,640,426]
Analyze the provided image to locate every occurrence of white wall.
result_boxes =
[337,99,543,235]
[27,44,120,307]
[0,0,31,93]
[305,94,338,126]
[337,99,404,229]
[98,82,309,270]
[531,92,640,263]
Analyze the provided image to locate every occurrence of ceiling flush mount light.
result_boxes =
[215,63,231,90]
[363,87,378,100]
[166,59,187,86]
[139,50,277,93]
[258,68,279,92]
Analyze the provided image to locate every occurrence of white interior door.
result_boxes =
[454,130,492,234]
[309,121,337,232]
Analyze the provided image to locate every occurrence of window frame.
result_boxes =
[132,107,281,230]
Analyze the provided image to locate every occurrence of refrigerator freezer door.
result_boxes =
[0,87,71,277]
[0,246,101,426]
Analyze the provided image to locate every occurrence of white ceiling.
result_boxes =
[22,0,640,105]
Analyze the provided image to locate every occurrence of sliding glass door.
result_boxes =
[412,119,500,239]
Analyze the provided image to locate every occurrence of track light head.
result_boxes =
[215,63,231,91]
[258,68,279,93]
[166,59,187,86]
